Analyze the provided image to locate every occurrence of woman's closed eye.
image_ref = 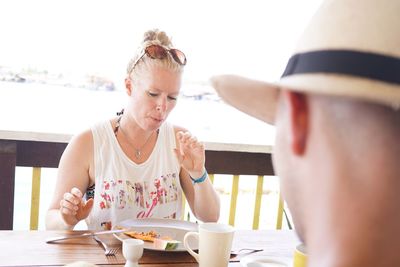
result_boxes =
[147,91,178,101]
[167,95,178,101]
[148,91,159,97]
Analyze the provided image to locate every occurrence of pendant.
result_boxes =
[135,149,141,159]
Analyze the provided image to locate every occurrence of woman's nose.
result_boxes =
[156,97,167,112]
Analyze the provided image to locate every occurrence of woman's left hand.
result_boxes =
[174,131,205,177]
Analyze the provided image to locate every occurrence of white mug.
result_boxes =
[184,222,235,267]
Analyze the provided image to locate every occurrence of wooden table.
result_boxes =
[0,230,299,266]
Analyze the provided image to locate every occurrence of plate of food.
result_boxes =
[113,218,199,252]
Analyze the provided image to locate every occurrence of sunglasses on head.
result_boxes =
[129,44,187,73]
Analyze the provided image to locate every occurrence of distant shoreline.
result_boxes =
[0,81,275,145]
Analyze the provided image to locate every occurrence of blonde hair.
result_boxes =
[127,29,184,78]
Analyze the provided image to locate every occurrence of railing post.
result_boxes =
[276,193,284,230]
[30,167,42,230]
[208,174,214,184]
[0,140,17,230]
[229,175,239,226]
[252,175,264,229]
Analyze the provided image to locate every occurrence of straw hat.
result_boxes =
[212,0,400,123]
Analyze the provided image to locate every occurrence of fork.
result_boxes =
[93,236,120,256]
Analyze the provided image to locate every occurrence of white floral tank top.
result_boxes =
[85,120,182,230]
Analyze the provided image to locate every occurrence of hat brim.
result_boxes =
[210,75,279,124]
[211,73,400,125]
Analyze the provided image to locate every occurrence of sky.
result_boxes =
[0,0,323,88]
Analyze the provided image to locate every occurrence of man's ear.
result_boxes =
[124,77,132,96]
[285,91,309,155]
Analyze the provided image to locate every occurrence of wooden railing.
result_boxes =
[0,130,283,230]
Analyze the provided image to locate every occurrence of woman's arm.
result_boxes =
[174,127,220,222]
[45,129,94,230]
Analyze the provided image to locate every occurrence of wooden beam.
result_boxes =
[12,140,274,175]
[16,141,67,168]
[205,150,274,176]
[0,140,17,230]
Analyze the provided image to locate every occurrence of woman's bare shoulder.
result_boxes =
[70,128,93,146]
[58,128,94,177]
[62,128,94,159]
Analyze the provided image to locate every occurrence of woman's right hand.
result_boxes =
[59,187,94,227]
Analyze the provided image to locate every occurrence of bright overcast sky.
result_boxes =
[0,0,323,86]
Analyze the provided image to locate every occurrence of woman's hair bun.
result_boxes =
[142,29,173,47]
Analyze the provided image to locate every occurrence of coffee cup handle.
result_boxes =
[183,231,199,262]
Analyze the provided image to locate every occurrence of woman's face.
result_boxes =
[126,65,182,131]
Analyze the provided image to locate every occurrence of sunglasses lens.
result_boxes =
[146,45,168,59]
[170,49,187,65]
[144,45,186,66]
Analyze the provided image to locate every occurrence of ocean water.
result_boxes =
[1,81,286,230]
[0,81,276,144]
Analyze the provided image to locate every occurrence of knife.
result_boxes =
[46,228,130,243]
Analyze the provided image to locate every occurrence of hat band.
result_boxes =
[281,50,400,85]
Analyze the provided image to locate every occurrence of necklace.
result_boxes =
[115,114,158,159]
[130,130,155,159]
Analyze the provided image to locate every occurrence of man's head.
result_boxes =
[273,90,400,241]
[212,0,400,265]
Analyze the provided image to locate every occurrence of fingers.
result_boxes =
[80,198,94,218]
[71,187,83,198]
[176,131,205,174]
[59,187,83,216]
[176,131,203,151]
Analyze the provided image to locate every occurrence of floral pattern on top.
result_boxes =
[98,172,179,219]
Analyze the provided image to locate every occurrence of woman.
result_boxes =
[46,29,220,230]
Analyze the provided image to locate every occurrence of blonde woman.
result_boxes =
[46,29,220,230]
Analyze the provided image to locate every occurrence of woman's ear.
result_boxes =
[124,77,132,96]
[285,91,309,155]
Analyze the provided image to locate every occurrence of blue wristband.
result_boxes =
[190,170,208,184]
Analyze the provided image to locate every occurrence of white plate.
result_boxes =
[113,218,198,252]
[240,255,291,267]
